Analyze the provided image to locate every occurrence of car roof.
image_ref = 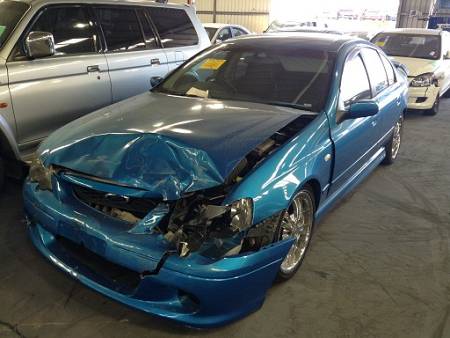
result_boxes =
[228,33,359,53]
[17,0,190,8]
[378,28,442,36]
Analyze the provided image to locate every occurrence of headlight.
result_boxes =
[410,73,436,87]
[29,157,53,191]
[229,198,253,232]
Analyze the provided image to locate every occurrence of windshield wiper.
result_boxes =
[261,101,314,112]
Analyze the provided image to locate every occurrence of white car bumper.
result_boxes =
[407,85,440,110]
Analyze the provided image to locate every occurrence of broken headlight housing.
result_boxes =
[229,198,253,232]
[410,73,436,87]
[29,156,53,191]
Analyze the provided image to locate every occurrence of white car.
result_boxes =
[203,23,250,44]
[372,28,450,115]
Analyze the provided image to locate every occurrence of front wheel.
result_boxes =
[277,186,315,281]
[424,95,440,116]
[383,116,403,165]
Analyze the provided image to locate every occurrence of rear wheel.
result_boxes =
[277,186,315,281]
[424,95,440,116]
[383,116,403,165]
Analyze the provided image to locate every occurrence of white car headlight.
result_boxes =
[229,198,253,232]
[410,72,436,87]
[29,157,53,191]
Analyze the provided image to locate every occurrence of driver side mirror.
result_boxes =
[25,31,55,59]
[347,99,379,119]
[215,38,223,44]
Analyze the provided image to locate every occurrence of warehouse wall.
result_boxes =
[396,0,437,27]
[171,0,271,32]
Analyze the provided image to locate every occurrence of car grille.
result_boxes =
[73,185,159,221]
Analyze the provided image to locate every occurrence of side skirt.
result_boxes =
[314,147,386,223]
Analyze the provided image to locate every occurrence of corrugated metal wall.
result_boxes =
[396,0,437,27]
[171,0,271,32]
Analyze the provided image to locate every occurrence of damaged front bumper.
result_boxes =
[23,181,293,328]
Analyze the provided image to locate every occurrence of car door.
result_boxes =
[378,51,404,135]
[148,6,201,71]
[328,49,381,196]
[7,5,112,147]
[360,47,398,142]
[95,6,169,103]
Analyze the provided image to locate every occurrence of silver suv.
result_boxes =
[0,0,210,188]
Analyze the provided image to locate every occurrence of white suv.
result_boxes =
[372,28,450,116]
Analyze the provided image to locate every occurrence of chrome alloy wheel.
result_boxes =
[391,118,402,160]
[280,190,314,274]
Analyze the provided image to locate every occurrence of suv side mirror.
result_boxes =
[25,31,55,59]
[348,99,379,119]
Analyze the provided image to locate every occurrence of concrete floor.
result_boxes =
[0,103,449,338]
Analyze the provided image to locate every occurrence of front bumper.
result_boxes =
[407,85,439,110]
[24,181,293,328]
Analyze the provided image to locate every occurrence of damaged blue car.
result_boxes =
[24,34,408,327]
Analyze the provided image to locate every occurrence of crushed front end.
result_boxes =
[24,160,294,327]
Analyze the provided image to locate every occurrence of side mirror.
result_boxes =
[150,76,164,88]
[215,38,223,44]
[25,31,55,59]
[347,100,379,119]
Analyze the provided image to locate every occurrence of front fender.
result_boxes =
[226,113,333,224]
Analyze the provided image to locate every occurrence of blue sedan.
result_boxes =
[24,34,408,327]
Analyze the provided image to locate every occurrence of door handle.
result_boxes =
[87,65,100,73]
[150,58,160,66]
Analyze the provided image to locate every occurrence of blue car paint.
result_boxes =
[24,36,408,327]
[38,94,304,200]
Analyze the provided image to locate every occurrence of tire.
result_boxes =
[277,185,315,281]
[424,95,440,116]
[0,156,4,191]
[383,115,403,165]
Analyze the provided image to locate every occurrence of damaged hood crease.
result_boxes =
[40,93,308,200]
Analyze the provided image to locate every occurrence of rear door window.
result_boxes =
[30,6,98,55]
[380,54,396,85]
[232,27,247,37]
[136,9,158,49]
[217,27,232,42]
[96,7,146,52]
[148,7,198,47]
[361,48,389,95]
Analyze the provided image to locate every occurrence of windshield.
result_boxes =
[372,33,441,60]
[0,1,29,48]
[205,27,218,41]
[154,43,335,112]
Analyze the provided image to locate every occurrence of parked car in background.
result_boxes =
[372,28,450,115]
[265,20,331,33]
[0,0,210,190]
[204,23,250,44]
[25,33,407,327]
[347,31,378,41]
